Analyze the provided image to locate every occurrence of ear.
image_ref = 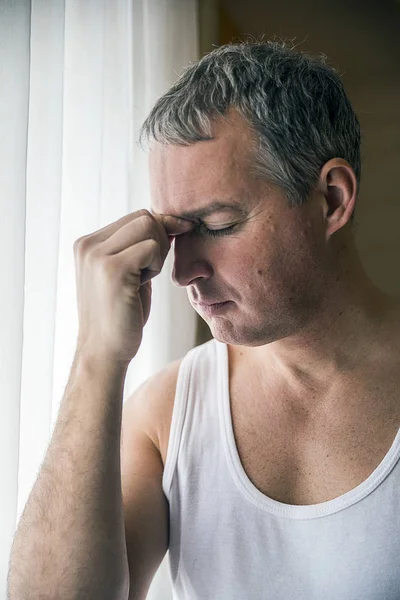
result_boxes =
[317,158,357,240]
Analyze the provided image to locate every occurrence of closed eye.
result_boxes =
[196,222,236,238]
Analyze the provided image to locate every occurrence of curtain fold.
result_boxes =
[1,2,198,598]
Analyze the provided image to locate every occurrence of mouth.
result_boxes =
[195,300,225,306]
[194,301,231,315]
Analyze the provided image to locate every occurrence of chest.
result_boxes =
[228,373,400,506]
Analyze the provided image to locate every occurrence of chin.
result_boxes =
[209,313,291,347]
[207,320,266,347]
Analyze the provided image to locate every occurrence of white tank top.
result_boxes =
[162,338,400,599]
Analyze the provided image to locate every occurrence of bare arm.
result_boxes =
[120,359,181,599]
[7,350,130,600]
[7,209,189,599]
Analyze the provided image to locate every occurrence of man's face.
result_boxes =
[150,109,329,347]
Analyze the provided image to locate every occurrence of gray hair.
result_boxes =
[140,40,361,224]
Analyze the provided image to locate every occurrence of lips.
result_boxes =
[195,300,225,306]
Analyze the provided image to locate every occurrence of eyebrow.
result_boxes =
[176,200,248,221]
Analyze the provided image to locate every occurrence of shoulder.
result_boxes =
[125,357,184,468]
[151,358,184,467]
[124,340,217,467]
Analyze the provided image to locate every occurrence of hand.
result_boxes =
[73,209,193,366]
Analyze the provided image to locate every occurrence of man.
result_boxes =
[137,41,400,598]
[8,41,400,600]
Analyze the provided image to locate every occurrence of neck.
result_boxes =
[232,266,399,407]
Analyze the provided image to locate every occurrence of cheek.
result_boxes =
[233,242,288,296]
[228,248,265,292]
[218,229,278,288]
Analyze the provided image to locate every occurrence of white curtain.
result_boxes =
[0,1,199,597]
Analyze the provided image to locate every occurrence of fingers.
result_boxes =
[74,210,195,271]
[152,213,195,260]
[154,213,195,236]
[144,214,193,266]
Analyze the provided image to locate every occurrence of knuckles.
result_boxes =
[73,209,168,261]
[73,236,91,257]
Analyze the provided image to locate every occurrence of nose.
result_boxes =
[171,233,213,287]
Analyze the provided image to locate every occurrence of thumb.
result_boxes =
[139,280,152,325]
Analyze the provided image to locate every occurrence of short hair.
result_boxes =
[140,39,361,224]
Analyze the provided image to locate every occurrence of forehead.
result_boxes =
[149,110,257,216]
